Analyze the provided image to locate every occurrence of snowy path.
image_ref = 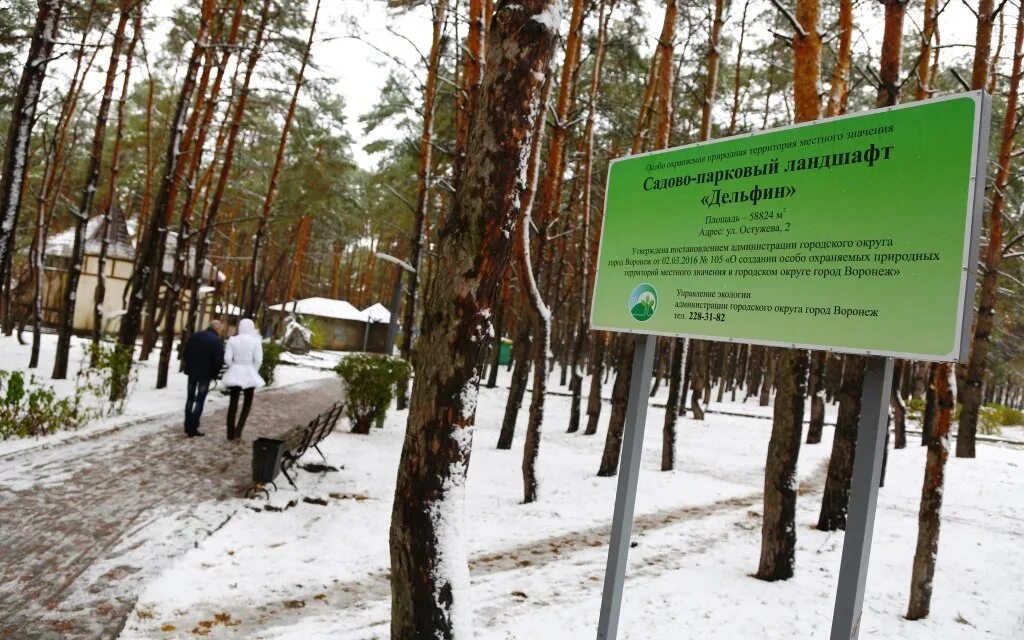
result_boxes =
[119,465,830,638]
[0,376,344,640]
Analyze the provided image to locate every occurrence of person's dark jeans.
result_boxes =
[227,386,255,440]
[185,376,212,435]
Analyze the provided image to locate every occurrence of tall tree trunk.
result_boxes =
[817,355,866,530]
[757,0,821,581]
[893,359,908,448]
[957,0,1021,457]
[699,0,725,140]
[389,4,558,636]
[906,362,955,619]
[245,0,320,316]
[521,0,584,502]
[53,2,131,379]
[452,0,485,192]
[914,0,937,101]
[726,0,750,135]
[93,4,142,349]
[116,0,214,390]
[756,348,808,581]
[497,313,531,449]
[184,0,271,340]
[156,0,246,388]
[971,0,996,91]
[584,331,607,435]
[806,351,826,443]
[824,0,852,117]
[599,0,676,473]
[520,70,556,503]
[568,0,612,427]
[397,0,449,411]
[0,0,63,286]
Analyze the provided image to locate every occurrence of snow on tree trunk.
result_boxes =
[116,0,214,392]
[157,0,246,389]
[906,362,955,619]
[0,0,63,283]
[245,0,320,317]
[184,0,270,341]
[53,2,131,380]
[397,0,450,412]
[957,0,1022,458]
[388,4,558,637]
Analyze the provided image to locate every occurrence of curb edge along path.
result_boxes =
[0,374,343,640]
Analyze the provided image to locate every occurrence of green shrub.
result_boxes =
[303,317,327,350]
[978,403,1024,436]
[0,370,84,440]
[906,396,925,421]
[334,354,411,434]
[261,341,285,386]
[78,342,137,415]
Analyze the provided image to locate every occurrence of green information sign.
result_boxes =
[591,92,990,362]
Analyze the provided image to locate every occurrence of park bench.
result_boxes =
[249,399,346,496]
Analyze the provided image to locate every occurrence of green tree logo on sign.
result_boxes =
[629,283,658,322]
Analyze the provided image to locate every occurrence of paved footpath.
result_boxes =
[0,376,343,640]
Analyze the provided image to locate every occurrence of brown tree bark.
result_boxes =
[600,0,676,474]
[156,0,246,388]
[914,0,938,101]
[824,0,852,116]
[453,0,486,192]
[93,3,142,349]
[117,0,214,388]
[53,1,132,379]
[971,0,996,91]
[756,0,821,581]
[817,355,866,530]
[520,69,555,503]
[245,0,321,316]
[397,0,450,413]
[726,0,750,135]
[498,303,531,449]
[584,331,607,435]
[957,0,1022,457]
[569,2,613,427]
[399,0,448,362]
[700,0,726,140]
[756,348,808,581]
[806,351,826,443]
[184,0,272,339]
[389,3,558,636]
[906,362,955,619]
[0,0,64,284]
[893,359,908,448]
[520,0,584,501]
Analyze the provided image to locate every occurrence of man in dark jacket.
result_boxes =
[182,320,224,437]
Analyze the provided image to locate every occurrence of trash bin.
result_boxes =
[252,437,286,484]
[498,338,513,366]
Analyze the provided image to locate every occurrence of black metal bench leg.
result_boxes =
[314,444,327,461]
[281,466,298,490]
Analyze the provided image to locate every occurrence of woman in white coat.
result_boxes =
[221,318,265,440]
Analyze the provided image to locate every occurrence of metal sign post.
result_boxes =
[596,334,656,640]
[589,92,990,640]
[830,355,894,639]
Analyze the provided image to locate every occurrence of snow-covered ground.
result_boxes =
[118,369,1024,639]
[0,333,338,458]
